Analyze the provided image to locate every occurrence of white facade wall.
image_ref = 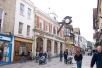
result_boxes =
[12,0,34,61]
[14,0,34,38]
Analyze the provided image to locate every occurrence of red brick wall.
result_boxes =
[36,16,39,28]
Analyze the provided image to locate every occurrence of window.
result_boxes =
[46,22,48,31]
[20,4,24,15]
[18,22,23,34]
[50,25,52,33]
[53,26,56,34]
[28,8,31,18]
[64,28,70,36]
[27,25,30,36]
[19,42,28,55]
[39,19,43,29]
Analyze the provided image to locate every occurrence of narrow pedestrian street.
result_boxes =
[0,56,96,68]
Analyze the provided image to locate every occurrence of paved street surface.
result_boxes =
[0,56,96,68]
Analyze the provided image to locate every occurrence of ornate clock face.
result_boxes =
[65,19,70,23]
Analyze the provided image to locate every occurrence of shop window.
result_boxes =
[0,41,10,62]
[19,42,28,55]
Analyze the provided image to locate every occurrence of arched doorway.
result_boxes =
[60,43,62,51]
[47,40,51,52]
[36,37,43,52]
[54,42,57,53]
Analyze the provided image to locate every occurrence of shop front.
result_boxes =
[0,34,13,64]
[13,37,33,61]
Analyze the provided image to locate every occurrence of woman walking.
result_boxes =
[74,51,83,68]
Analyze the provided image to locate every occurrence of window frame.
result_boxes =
[64,28,70,36]
[18,22,23,34]
[27,8,31,19]
[27,25,30,36]
[39,19,43,29]
[20,3,24,15]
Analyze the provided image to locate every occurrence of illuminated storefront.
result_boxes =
[0,34,13,64]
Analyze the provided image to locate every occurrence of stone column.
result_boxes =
[33,36,37,56]
[62,43,65,53]
[58,42,60,54]
[43,38,47,52]
[51,40,54,56]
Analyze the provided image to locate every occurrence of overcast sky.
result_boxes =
[31,0,97,42]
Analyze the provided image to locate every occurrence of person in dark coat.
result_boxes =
[74,51,83,68]
[90,46,102,68]
[64,49,68,63]
[39,51,43,57]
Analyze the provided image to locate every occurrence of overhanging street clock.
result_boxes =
[57,16,72,34]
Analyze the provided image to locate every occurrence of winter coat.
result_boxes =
[74,54,83,61]
[91,52,102,68]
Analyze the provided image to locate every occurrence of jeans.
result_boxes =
[44,58,47,63]
[20,56,26,63]
[30,56,32,60]
[76,61,82,68]
[60,56,62,61]
[64,58,67,64]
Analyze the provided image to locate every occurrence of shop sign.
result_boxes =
[0,36,11,41]
[68,42,73,44]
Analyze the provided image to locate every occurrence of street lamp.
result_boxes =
[57,16,72,34]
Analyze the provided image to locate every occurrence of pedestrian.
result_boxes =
[39,51,43,57]
[29,50,33,61]
[64,49,68,64]
[48,51,51,61]
[20,50,26,63]
[36,51,39,63]
[43,52,47,63]
[74,51,83,68]
[59,51,63,61]
[90,46,102,68]
[0,50,2,62]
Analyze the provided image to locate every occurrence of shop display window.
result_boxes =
[19,42,28,55]
[0,41,10,62]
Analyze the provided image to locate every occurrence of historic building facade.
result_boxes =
[33,8,65,56]
[0,0,16,64]
[13,0,35,61]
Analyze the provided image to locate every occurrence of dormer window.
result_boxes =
[54,16,56,20]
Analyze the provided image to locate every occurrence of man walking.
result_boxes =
[90,46,102,68]
[64,49,68,64]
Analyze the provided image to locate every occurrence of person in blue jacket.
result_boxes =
[90,46,102,68]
